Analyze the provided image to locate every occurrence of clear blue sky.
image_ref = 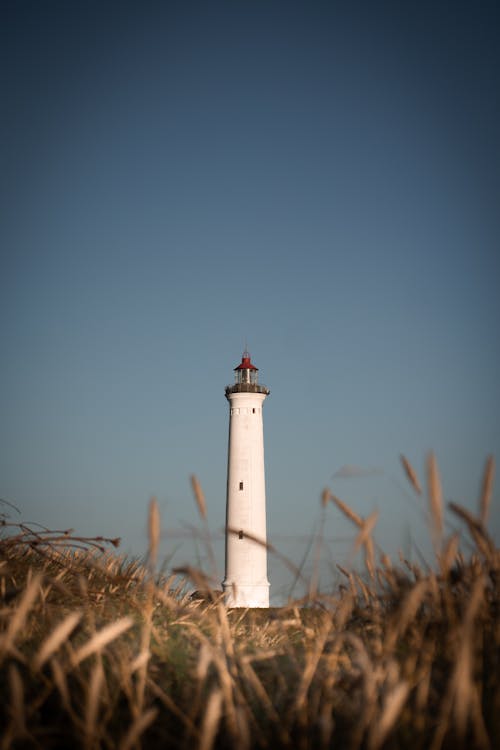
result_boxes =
[1,1,499,602]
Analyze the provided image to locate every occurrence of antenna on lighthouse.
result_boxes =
[222,351,270,607]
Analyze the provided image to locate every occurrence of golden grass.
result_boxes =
[0,453,498,749]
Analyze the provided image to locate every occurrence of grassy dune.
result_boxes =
[0,454,498,749]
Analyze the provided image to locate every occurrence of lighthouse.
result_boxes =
[222,351,270,607]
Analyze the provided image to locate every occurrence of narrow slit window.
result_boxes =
[239,481,244,490]
[252,408,256,413]
[238,530,243,539]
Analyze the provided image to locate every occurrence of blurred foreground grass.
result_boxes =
[0,454,498,749]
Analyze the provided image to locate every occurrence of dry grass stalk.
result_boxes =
[429,574,488,750]
[147,496,160,571]
[213,651,240,741]
[330,494,363,527]
[0,453,497,749]
[85,659,105,750]
[147,678,201,740]
[33,610,82,669]
[135,498,160,722]
[196,641,212,681]
[71,617,133,666]
[427,452,443,548]
[354,510,379,554]
[191,475,207,520]
[130,649,151,673]
[119,707,158,750]
[448,502,494,560]
[321,488,331,507]
[364,536,376,580]
[8,663,26,735]
[331,496,378,579]
[369,681,410,750]
[172,564,215,597]
[180,620,240,739]
[327,494,379,578]
[353,572,371,604]
[400,454,422,494]
[292,614,332,714]
[0,572,41,662]
[355,510,378,579]
[478,455,494,524]
[239,658,282,726]
[439,532,460,578]
[449,502,482,531]
[342,632,378,741]
[236,705,252,750]
[451,575,486,738]
[198,689,223,750]
[50,657,72,713]
[216,600,235,661]
[337,563,357,597]
[468,684,491,750]
[386,579,428,651]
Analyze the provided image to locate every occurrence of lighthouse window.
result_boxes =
[239,482,244,490]
[238,530,243,539]
[252,408,256,413]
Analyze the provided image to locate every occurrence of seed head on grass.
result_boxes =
[400,454,422,494]
[427,452,443,550]
[478,455,494,524]
[191,475,207,521]
[439,533,460,578]
[148,496,160,571]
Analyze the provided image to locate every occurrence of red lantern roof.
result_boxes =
[234,350,258,371]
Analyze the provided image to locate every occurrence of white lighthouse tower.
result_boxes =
[222,351,270,608]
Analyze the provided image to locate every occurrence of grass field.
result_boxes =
[0,454,498,749]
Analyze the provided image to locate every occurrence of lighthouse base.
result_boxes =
[222,581,270,608]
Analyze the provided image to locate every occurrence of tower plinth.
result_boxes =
[222,351,270,608]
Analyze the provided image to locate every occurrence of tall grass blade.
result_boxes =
[369,682,410,750]
[198,689,223,750]
[8,663,26,735]
[0,573,41,662]
[72,617,133,666]
[85,660,104,750]
[34,611,82,669]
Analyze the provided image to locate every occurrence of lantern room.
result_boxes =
[234,350,259,385]
[225,350,270,397]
